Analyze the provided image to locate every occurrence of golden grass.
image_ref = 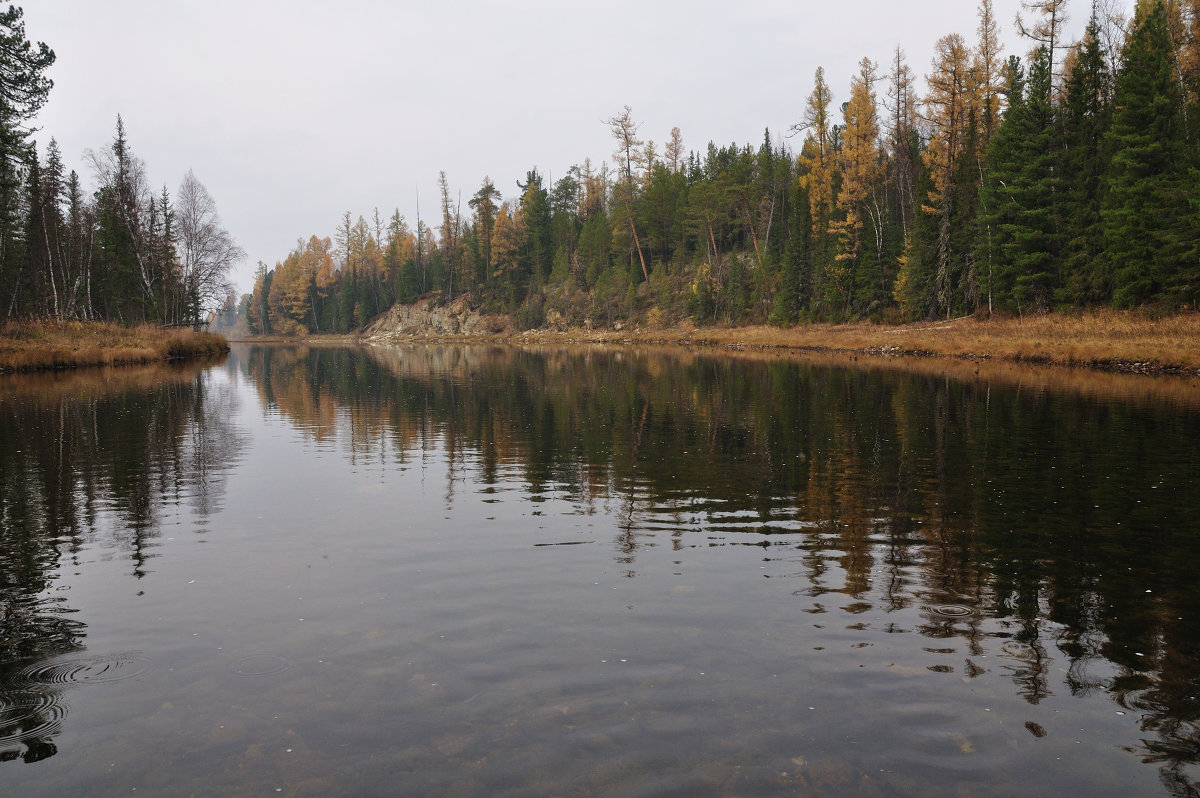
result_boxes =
[0,359,212,402]
[505,309,1200,375]
[0,319,229,373]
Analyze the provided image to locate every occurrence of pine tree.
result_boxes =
[1101,1,1196,306]
[979,57,1027,313]
[980,48,1064,313]
[0,6,54,318]
[771,178,812,324]
[885,46,920,260]
[468,177,501,286]
[895,158,941,317]
[518,169,551,285]
[796,67,836,317]
[247,262,272,335]
[1059,14,1114,304]
[949,111,983,313]
[1010,47,1063,311]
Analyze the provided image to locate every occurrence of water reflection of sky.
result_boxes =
[0,345,1197,796]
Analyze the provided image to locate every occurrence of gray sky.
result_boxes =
[22,0,1093,295]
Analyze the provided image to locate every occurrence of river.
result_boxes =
[1,343,1198,796]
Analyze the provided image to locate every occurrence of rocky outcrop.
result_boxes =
[362,296,512,340]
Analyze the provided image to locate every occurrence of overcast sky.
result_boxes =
[21,0,1094,295]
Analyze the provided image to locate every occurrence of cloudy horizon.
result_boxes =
[22,0,1092,295]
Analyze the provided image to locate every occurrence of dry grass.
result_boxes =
[0,358,213,402]
[506,309,1200,375]
[0,319,229,373]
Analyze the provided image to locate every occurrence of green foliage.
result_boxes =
[1100,2,1196,308]
[896,161,941,319]
[979,49,1063,314]
[514,290,546,331]
[0,3,53,301]
[519,170,552,283]
[578,209,611,287]
[15,5,1200,332]
[1058,14,1113,305]
[590,266,632,327]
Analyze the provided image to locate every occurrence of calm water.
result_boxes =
[1,344,1199,797]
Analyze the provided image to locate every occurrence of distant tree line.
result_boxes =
[0,6,242,327]
[246,0,1199,336]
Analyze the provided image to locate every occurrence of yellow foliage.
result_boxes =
[922,34,973,210]
[490,202,525,277]
[831,57,882,275]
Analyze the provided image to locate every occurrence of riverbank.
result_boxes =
[0,320,229,373]
[497,310,1200,376]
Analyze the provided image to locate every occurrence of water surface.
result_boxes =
[1,344,1198,796]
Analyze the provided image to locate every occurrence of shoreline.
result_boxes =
[362,310,1200,378]
[12,311,1197,380]
[0,320,229,374]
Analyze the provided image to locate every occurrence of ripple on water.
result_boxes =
[0,688,67,745]
[229,654,290,677]
[17,653,150,685]
[928,604,977,619]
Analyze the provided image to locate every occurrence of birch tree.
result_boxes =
[175,169,244,327]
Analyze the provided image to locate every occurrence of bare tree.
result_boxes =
[885,46,918,240]
[175,170,244,327]
[605,105,650,282]
[665,127,684,174]
[1016,0,1069,93]
[438,171,461,299]
[1094,0,1128,77]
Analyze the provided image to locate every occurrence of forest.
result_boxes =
[2,3,1198,336]
[240,0,1200,337]
[0,7,242,328]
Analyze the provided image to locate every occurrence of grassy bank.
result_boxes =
[0,319,229,373]
[502,310,1200,375]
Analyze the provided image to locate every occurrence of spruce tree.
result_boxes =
[1101,1,1194,307]
[1009,47,1063,311]
[977,57,1026,315]
[770,180,811,325]
[0,6,54,317]
[949,110,983,314]
[896,160,941,319]
[979,49,1063,313]
[1059,14,1113,304]
[979,57,1027,314]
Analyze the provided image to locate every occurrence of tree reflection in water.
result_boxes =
[0,361,242,763]
[237,343,1200,794]
[2,344,1197,791]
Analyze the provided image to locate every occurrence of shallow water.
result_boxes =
[1,344,1198,796]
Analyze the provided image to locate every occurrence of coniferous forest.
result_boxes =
[242,0,1199,336]
[3,3,1198,336]
[239,1,1200,337]
[0,7,242,328]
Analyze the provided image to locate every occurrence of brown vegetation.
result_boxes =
[0,319,228,373]
[501,310,1200,376]
[0,359,213,403]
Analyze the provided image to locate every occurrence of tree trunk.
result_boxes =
[741,196,762,265]
[629,216,649,282]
